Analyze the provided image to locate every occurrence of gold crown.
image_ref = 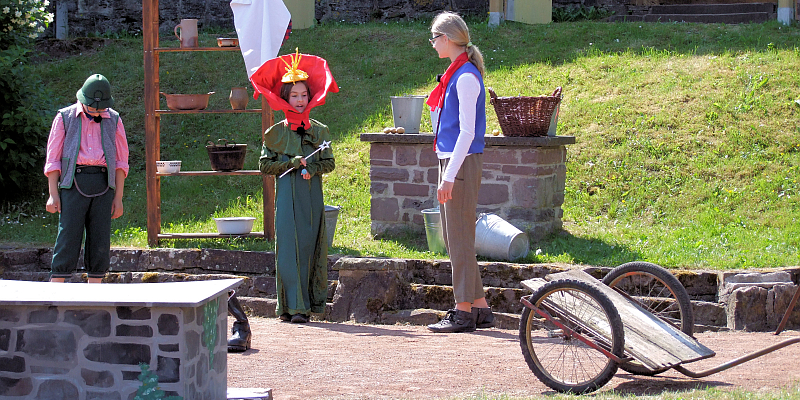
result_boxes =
[281,48,309,84]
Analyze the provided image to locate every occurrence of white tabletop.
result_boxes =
[0,279,242,307]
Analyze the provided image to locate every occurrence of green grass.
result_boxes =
[2,20,800,270]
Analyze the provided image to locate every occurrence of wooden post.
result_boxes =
[143,0,161,247]
[55,1,67,39]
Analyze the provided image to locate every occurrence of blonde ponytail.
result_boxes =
[431,11,485,77]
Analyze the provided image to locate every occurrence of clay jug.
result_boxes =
[174,19,198,48]
[229,87,249,110]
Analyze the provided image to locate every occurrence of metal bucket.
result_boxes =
[390,95,426,133]
[422,207,447,254]
[474,213,529,261]
[324,205,341,248]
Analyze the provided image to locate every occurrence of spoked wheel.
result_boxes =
[602,261,694,375]
[519,279,624,394]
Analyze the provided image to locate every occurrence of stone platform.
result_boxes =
[0,279,240,399]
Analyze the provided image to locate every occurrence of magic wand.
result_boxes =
[278,140,332,178]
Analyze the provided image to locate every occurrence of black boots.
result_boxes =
[427,309,477,333]
[427,307,495,333]
[473,307,495,329]
[227,292,251,352]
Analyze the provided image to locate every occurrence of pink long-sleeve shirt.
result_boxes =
[44,102,130,178]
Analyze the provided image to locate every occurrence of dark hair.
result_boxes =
[279,81,312,103]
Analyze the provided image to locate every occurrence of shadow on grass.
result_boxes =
[523,230,644,267]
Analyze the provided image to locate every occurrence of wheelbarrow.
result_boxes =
[518,262,800,394]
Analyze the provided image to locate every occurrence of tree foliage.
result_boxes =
[0,0,54,201]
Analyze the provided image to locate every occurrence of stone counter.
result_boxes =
[361,133,576,239]
[0,279,240,399]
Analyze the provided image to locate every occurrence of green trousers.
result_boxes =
[50,166,114,279]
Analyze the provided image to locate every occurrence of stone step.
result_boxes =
[235,298,525,331]
[650,2,775,14]
[4,248,800,332]
[608,3,775,23]
[642,12,771,23]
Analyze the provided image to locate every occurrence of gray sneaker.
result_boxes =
[427,309,476,333]
[473,307,495,329]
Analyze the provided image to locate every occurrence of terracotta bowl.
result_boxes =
[217,37,239,47]
[160,92,214,110]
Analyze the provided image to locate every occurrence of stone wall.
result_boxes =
[2,247,799,332]
[44,0,490,37]
[0,289,228,399]
[45,0,655,38]
[362,133,575,239]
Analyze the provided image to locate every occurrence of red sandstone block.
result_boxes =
[501,165,536,175]
[393,183,430,197]
[478,183,510,205]
[521,147,565,165]
[419,148,439,167]
[396,146,418,166]
[427,168,439,184]
[371,198,400,221]
[484,148,519,164]
[512,176,555,208]
[371,144,394,160]
[371,167,410,182]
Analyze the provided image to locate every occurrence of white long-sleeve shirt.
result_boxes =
[431,72,481,183]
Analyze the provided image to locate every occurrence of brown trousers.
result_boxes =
[439,153,485,303]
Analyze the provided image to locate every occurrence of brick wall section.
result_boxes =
[361,133,576,239]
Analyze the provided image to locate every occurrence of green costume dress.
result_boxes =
[259,118,335,316]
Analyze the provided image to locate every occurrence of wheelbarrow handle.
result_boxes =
[673,337,800,378]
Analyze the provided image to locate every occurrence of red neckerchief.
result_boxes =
[284,108,310,130]
[427,53,469,151]
[426,52,469,112]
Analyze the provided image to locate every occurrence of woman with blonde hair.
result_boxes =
[425,12,493,333]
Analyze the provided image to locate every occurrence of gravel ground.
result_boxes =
[227,317,800,400]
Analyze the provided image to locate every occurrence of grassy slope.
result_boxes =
[3,20,800,270]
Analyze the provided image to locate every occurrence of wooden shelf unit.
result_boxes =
[143,0,275,246]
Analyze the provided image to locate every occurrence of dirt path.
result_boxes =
[227,317,800,399]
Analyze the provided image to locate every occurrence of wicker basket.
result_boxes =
[489,87,562,137]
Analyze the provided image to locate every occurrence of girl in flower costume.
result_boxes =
[250,49,338,323]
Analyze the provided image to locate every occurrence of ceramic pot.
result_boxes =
[160,92,214,110]
[229,87,248,110]
[174,19,198,48]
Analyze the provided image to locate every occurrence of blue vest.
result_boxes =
[435,62,485,154]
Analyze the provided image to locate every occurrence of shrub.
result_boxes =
[553,5,613,22]
[0,0,54,201]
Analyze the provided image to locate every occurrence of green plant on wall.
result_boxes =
[201,297,220,370]
[133,363,183,400]
[553,5,613,22]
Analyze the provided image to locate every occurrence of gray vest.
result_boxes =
[58,103,119,190]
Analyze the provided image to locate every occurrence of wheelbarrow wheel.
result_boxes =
[602,261,694,376]
[519,279,624,394]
